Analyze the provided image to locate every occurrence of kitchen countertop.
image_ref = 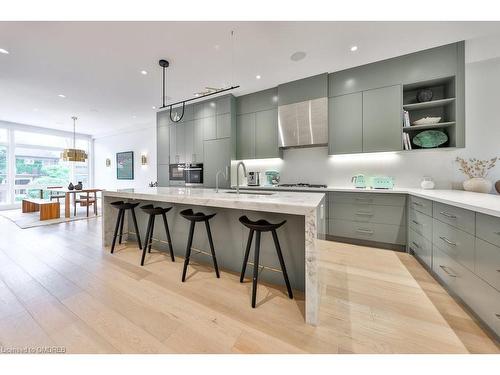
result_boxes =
[102,187,325,216]
[233,185,500,218]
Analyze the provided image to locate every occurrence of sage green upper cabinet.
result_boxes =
[329,42,464,96]
[328,93,362,155]
[193,119,204,163]
[255,108,279,158]
[203,116,217,141]
[362,85,402,152]
[169,122,185,163]
[235,87,281,160]
[278,73,328,106]
[216,113,231,139]
[157,111,170,165]
[236,113,255,160]
[204,138,231,188]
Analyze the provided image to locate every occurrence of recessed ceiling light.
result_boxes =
[58,94,66,98]
[0,48,9,54]
[140,70,148,75]
[152,106,156,109]
[256,75,261,80]
[290,51,306,62]
[350,45,358,52]
[214,44,220,50]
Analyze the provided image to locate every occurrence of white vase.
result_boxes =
[420,176,435,190]
[463,178,492,193]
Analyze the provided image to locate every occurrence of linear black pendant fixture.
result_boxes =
[158,58,239,123]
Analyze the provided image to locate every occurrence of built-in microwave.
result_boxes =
[184,163,204,186]
[169,163,185,181]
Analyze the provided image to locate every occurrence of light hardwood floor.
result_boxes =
[0,215,497,353]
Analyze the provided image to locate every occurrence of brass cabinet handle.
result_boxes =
[439,236,457,247]
[440,211,457,219]
[439,265,457,277]
[356,228,374,235]
[355,211,373,216]
[411,241,421,249]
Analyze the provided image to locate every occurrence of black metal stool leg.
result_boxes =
[162,213,175,262]
[272,229,293,299]
[118,209,125,244]
[148,216,155,253]
[111,209,123,254]
[182,221,195,282]
[131,208,142,250]
[251,231,261,308]
[141,215,153,266]
[205,220,220,278]
[240,229,254,282]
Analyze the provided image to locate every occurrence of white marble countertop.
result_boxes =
[233,185,500,218]
[102,187,325,216]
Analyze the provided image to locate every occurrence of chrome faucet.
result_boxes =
[236,161,247,195]
[215,167,228,193]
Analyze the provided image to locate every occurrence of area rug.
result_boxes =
[0,208,101,229]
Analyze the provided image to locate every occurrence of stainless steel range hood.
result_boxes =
[278,97,328,149]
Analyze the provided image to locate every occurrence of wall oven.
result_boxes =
[184,163,204,186]
[169,163,186,182]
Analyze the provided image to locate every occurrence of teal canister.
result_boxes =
[351,174,367,188]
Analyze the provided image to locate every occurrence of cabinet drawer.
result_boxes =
[330,192,406,207]
[434,246,500,336]
[409,195,432,216]
[475,238,500,291]
[329,219,406,245]
[330,202,405,226]
[433,201,475,235]
[476,213,500,248]
[433,218,474,271]
[408,228,432,269]
[409,208,432,241]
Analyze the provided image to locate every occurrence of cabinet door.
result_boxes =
[328,93,362,154]
[157,125,170,164]
[216,113,231,139]
[255,108,279,158]
[236,113,256,160]
[362,85,402,152]
[203,116,217,141]
[169,124,177,163]
[193,118,204,163]
[183,121,194,163]
[203,138,231,188]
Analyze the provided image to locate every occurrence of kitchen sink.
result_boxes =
[224,191,274,196]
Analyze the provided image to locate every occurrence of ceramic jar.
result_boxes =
[463,177,492,193]
[68,182,74,190]
[420,176,435,190]
[75,181,83,190]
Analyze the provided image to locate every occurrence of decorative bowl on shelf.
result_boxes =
[412,130,448,148]
[416,88,433,103]
[412,116,442,126]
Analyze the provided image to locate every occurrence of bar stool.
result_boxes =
[139,204,175,266]
[110,201,141,254]
[179,209,220,282]
[239,215,293,308]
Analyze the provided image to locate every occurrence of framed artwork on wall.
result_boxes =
[116,151,134,180]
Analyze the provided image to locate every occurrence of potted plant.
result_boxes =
[456,156,498,193]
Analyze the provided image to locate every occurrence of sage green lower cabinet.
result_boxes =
[475,238,500,291]
[408,208,433,241]
[157,164,170,186]
[255,108,279,158]
[328,92,362,154]
[408,228,432,268]
[236,113,255,159]
[203,138,231,188]
[183,120,194,163]
[329,219,406,245]
[362,85,402,152]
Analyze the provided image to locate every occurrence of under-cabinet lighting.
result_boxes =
[329,151,400,163]
[350,45,358,52]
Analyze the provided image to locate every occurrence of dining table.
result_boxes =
[45,187,103,218]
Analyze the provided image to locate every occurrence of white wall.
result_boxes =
[232,35,500,192]
[93,126,156,190]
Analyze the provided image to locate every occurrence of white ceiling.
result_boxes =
[1,21,499,137]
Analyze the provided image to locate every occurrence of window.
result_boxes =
[0,125,92,207]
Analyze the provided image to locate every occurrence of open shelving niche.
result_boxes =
[402,76,457,150]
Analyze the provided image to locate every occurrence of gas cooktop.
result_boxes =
[278,183,327,188]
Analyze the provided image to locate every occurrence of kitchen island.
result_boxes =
[102,187,326,325]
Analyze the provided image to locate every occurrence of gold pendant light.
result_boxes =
[61,116,88,162]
